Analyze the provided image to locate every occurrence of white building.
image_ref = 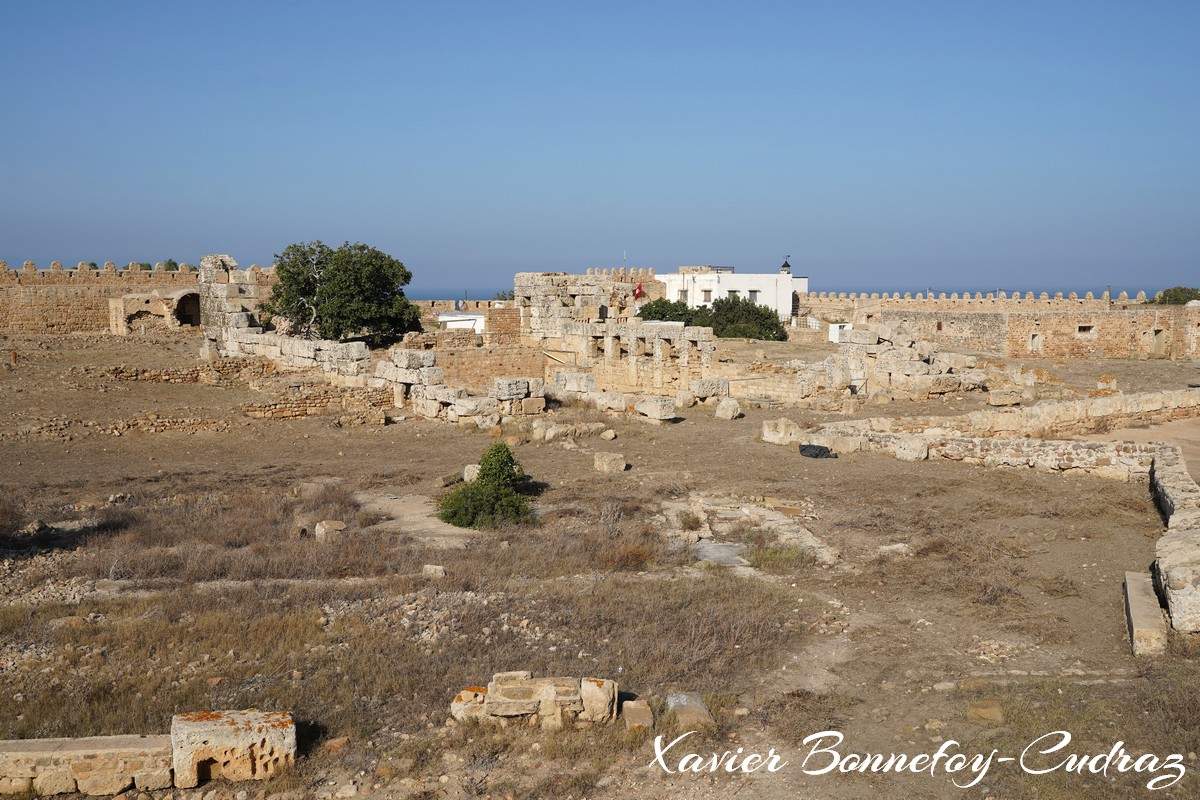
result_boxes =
[656,262,809,321]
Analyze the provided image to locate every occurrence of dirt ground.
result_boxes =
[2,331,1199,800]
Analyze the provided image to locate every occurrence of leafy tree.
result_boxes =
[1150,286,1200,305]
[638,294,787,340]
[163,259,179,272]
[706,295,788,340]
[438,443,533,529]
[137,262,153,271]
[263,241,421,345]
[637,298,693,323]
[493,289,515,301]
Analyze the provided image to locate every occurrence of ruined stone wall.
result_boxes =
[431,345,546,393]
[0,262,202,333]
[872,307,1199,359]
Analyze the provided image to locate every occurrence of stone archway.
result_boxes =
[174,293,201,326]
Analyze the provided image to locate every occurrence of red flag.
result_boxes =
[633,282,644,299]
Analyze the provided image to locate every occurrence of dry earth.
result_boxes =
[2,332,1199,800]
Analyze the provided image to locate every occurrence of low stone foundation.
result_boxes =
[0,734,171,796]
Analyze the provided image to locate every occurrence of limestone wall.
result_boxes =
[0,734,172,796]
[0,262,201,334]
[432,345,547,393]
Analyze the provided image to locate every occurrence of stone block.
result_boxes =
[491,377,529,400]
[842,329,879,345]
[314,520,346,543]
[714,398,741,420]
[521,397,546,414]
[595,452,627,474]
[675,390,697,408]
[418,367,445,385]
[427,385,468,403]
[622,699,654,731]
[464,464,480,482]
[666,692,715,729]
[1124,571,1167,656]
[590,391,627,411]
[528,378,546,398]
[634,396,675,420]
[579,678,617,723]
[1155,528,1200,632]
[893,437,929,462]
[32,767,76,796]
[484,682,541,717]
[453,397,500,417]
[171,710,296,789]
[762,418,803,445]
[413,399,443,419]
[450,687,489,722]
[556,371,596,393]
[422,564,446,580]
[391,348,435,369]
[987,389,1022,406]
[690,378,730,399]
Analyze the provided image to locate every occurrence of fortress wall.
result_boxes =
[0,262,275,334]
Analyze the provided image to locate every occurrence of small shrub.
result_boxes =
[677,511,702,531]
[438,444,534,530]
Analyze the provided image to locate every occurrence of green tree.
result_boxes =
[493,289,515,301]
[638,295,787,340]
[637,298,693,323]
[706,295,788,340]
[1150,286,1200,305]
[163,259,179,272]
[263,241,421,345]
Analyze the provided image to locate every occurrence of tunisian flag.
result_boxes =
[633,282,644,299]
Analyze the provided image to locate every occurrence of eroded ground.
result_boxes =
[2,332,1198,800]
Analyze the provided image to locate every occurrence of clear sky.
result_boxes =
[1,1,1196,298]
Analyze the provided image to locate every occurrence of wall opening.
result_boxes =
[174,293,201,326]
[1029,332,1043,352]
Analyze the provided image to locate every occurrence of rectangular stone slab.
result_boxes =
[1125,571,1168,656]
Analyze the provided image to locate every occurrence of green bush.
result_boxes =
[638,294,787,340]
[438,443,534,529]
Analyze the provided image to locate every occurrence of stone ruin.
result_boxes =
[0,710,295,797]
[451,672,655,732]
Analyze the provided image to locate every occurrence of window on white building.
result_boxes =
[727,290,738,299]
[748,290,759,303]
[702,289,712,304]
[678,290,688,303]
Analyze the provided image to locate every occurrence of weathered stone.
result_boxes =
[987,389,1022,406]
[171,710,296,789]
[450,687,489,722]
[520,397,546,414]
[842,329,879,345]
[314,520,346,543]
[491,377,529,400]
[714,398,741,421]
[1155,528,1200,632]
[762,418,804,445]
[600,429,617,441]
[622,699,654,731]
[675,390,697,408]
[1124,571,1167,656]
[491,670,532,685]
[418,367,445,385]
[484,683,541,717]
[893,437,929,462]
[528,378,546,398]
[634,396,674,420]
[422,564,446,580]
[32,766,76,796]
[579,678,617,723]
[690,378,729,399]
[594,452,627,474]
[390,349,435,369]
[665,692,715,729]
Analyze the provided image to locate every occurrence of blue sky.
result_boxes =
[1,2,1196,298]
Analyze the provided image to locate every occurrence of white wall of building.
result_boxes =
[657,270,809,321]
